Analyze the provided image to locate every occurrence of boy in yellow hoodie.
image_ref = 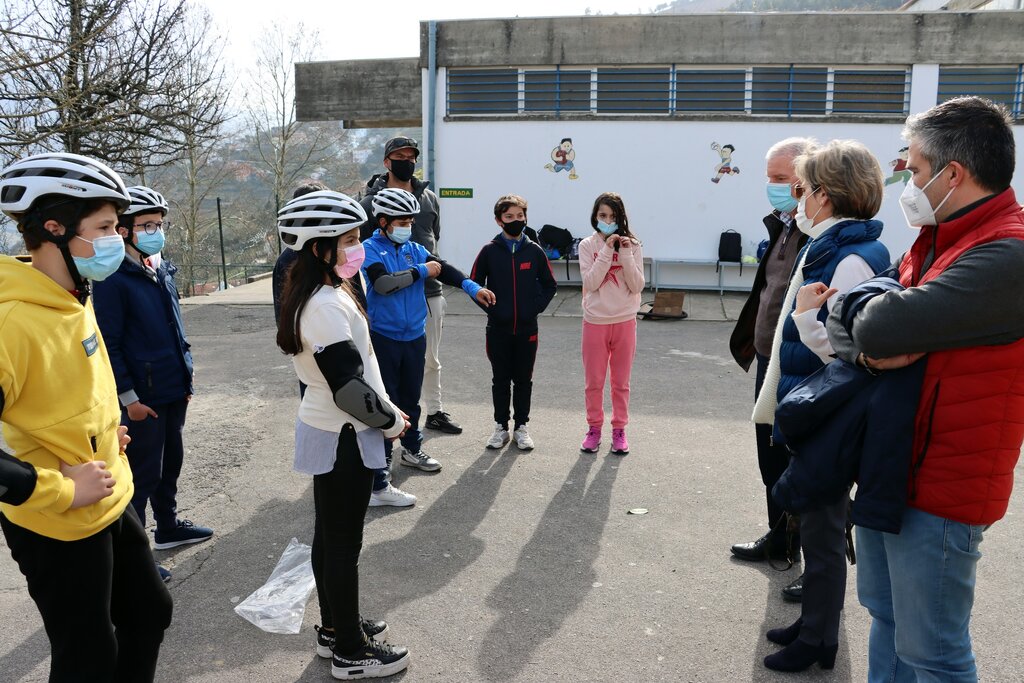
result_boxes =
[0,153,173,682]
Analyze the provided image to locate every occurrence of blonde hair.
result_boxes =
[795,140,884,220]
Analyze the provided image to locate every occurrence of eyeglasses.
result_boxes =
[133,221,169,234]
[792,184,820,200]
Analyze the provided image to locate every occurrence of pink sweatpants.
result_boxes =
[581,319,637,429]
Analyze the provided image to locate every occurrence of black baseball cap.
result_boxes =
[384,136,420,159]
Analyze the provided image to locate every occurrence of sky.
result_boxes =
[198,0,659,71]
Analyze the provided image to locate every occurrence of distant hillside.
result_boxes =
[656,0,904,10]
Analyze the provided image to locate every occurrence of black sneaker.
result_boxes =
[316,622,390,658]
[424,411,463,434]
[332,638,410,679]
[153,519,214,550]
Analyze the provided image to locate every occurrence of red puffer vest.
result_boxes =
[899,188,1024,525]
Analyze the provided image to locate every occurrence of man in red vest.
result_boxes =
[828,96,1024,682]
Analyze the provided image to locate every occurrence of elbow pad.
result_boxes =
[313,341,397,430]
[0,388,37,506]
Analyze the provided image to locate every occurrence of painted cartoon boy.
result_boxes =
[711,142,740,183]
[544,138,579,180]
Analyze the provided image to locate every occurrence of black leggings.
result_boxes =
[311,424,374,654]
[0,507,173,682]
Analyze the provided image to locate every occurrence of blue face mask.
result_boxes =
[389,226,413,244]
[596,220,618,235]
[134,229,165,257]
[73,234,125,281]
[766,183,798,213]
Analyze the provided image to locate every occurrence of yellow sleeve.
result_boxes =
[19,466,76,513]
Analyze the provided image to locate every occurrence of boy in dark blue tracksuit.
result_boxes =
[470,194,558,451]
[362,189,495,504]
[93,186,212,572]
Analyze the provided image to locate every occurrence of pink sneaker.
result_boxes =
[580,427,601,453]
[611,428,629,455]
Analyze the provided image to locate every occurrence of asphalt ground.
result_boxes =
[1,297,1022,682]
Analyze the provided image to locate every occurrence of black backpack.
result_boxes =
[538,224,575,259]
[717,229,743,276]
[718,229,742,262]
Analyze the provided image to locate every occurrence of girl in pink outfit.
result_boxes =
[578,192,645,455]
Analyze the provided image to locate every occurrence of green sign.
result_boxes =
[439,187,473,198]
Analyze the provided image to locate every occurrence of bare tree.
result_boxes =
[0,0,228,174]
[246,21,336,223]
[149,5,232,295]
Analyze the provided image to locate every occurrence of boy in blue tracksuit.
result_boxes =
[93,186,213,578]
[362,188,495,506]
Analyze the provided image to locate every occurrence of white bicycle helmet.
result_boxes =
[0,152,131,219]
[277,190,367,251]
[371,187,420,218]
[125,185,169,217]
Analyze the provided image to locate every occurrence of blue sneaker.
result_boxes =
[157,564,172,583]
[154,519,213,550]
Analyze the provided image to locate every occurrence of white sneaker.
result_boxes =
[369,483,417,507]
[486,423,510,449]
[513,425,534,451]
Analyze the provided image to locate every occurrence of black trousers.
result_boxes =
[486,326,539,427]
[311,425,374,654]
[1,507,173,682]
[121,398,188,530]
[798,494,850,647]
[754,353,792,529]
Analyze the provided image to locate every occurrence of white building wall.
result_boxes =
[425,67,1024,290]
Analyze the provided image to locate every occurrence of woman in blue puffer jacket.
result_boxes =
[752,140,891,673]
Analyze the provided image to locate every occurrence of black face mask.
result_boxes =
[389,159,416,182]
[502,220,526,237]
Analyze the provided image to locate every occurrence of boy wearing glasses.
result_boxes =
[93,186,212,579]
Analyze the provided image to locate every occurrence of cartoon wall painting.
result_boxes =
[885,146,912,186]
[544,137,579,180]
[710,142,739,183]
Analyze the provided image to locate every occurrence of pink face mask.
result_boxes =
[334,242,365,279]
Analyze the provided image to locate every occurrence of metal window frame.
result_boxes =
[937,64,1023,119]
[830,66,912,116]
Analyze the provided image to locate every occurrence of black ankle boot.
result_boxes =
[763,639,838,672]
[766,617,803,646]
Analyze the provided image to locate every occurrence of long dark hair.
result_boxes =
[589,192,638,242]
[276,235,364,355]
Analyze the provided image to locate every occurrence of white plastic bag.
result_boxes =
[234,537,316,634]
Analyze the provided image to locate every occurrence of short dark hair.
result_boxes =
[723,144,735,152]
[560,138,572,145]
[493,194,528,218]
[903,96,1015,192]
[19,195,118,251]
[292,181,330,199]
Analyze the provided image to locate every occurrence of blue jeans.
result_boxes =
[857,507,985,683]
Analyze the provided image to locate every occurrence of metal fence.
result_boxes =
[171,263,274,297]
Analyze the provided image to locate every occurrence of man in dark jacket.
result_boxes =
[359,136,462,435]
[728,138,815,600]
[93,186,213,581]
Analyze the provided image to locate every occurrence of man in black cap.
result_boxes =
[360,135,462,437]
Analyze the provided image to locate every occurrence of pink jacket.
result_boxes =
[579,233,645,324]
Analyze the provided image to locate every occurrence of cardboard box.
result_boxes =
[651,290,686,318]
